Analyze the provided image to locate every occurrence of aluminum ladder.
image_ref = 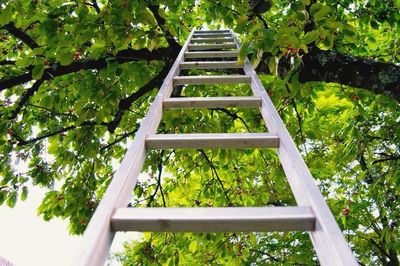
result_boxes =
[76,29,358,265]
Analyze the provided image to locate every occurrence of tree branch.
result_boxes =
[10,79,45,119]
[198,149,232,205]
[2,22,39,49]
[372,155,400,164]
[84,0,101,13]
[0,47,172,91]
[0,60,15,65]
[147,4,180,50]
[107,50,178,133]
[212,108,254,132]
[100,129,138,151]
[15,120,101,146]
[147,150,166,207]
[271,47,400,101]
[248,248,282,263]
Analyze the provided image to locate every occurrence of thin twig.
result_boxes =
[198,149,232,205]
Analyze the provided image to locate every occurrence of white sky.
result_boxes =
[0,186,137,266]
[0,185,80,266]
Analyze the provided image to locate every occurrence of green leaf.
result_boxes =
[58,51,74,66]
[0,191,6,205]
[310,3,330,20]
[314,6,330,20]
[0,5,13,26]
[370,19,379,30]
[32,63,45,80]
[303,30,318,45]
[21,186,28,201]
[6,191,17,208]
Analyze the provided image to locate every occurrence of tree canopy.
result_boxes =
[0,0,399,265]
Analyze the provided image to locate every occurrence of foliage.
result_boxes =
[0,0,399,265]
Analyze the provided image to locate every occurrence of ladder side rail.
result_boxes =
[249,67,357,265]
[229,30,357,265]
[75,29,196,266]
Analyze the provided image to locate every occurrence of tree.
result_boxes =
[0,0,399,265]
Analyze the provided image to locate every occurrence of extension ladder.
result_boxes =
[76,29,358,265]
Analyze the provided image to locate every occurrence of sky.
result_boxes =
[0,185,137,266]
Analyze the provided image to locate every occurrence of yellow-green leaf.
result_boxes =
[189,241,197,253]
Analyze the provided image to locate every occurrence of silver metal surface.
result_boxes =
[163,96,261,109]
[174,75,251,85]
[112,207,316,232]
[146,133,279,149]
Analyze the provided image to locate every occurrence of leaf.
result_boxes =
[6,191,17,208]
[21,186,28,201]
[310,3,330,20]
[0,191,6,205]
[32,63,45,80]
[189,241,197,253]
[303,30,318,45]
[237,14,248,26]
[133,38,146,50]
[144,10,157,26]
[370,19,379,30]
[314,5,330,20]
[58,50,74,66]
[0,5,13,26]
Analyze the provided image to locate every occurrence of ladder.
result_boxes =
[76,29,358,265]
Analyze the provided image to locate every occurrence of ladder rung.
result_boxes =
[163,96,262,109]
[191,37,233,44]
[180,61,243,70]
[194,30,230,33]
[111,207,315,232]
[174,75,251,85]
[188,43,236,51]
[185,51,239,59]
[193,33,231,38]
[145,133,279,149]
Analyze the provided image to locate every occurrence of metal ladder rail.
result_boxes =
[75,29,197,266]
[229,30,357,265]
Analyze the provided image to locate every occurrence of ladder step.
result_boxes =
[146,133,279,149]
[174,75,251,85]
[193,33,231,38]
[194,30,230,33]
[180,61,243,70]
[111,207,316,232]
[191,37,233,44]
[184,51,239,59]
[163,96,262,109]
[188,43,236,51]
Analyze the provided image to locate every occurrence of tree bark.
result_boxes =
[270,47,400,101]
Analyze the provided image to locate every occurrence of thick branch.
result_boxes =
[10,79,44,119]
[2,22,39,49]
[0,47,171,90]
[0,60,15,65]
[264,47,400,101]
[147,4,180,50]
[107,46,179,133]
